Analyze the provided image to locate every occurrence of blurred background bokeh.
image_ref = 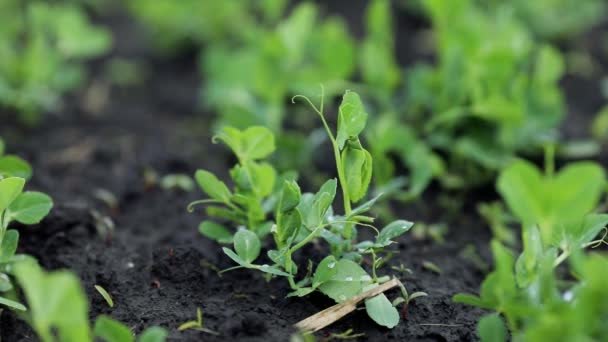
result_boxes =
[1,0,608,199]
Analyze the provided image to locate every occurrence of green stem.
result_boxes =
[0,210,6,245]
[285,251,297,289]
[371,250,379,282]
[293,93,353,240]
[553,250,570,268]
[545,144,555,178]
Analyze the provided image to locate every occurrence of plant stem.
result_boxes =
[371,250,379,282]
[544,144,555,178]
[553,250,570,268]
[293,93,353,240]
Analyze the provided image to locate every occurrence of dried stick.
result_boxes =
[294,278,400,333]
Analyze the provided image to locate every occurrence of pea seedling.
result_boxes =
[454,151,608,341]
[192,90,420,328]
[14,259,168,342]
[0,137,52,311]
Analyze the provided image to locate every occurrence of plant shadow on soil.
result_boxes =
[1,2,607,341]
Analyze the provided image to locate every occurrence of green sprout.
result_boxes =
[94,285,114,308]
[177,307,219,335]
[191,90,420,328]
[0,137,52,311]
[454,150,608,340]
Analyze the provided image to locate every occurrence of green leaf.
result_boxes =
[477,314,507,342]
[549,162,605,224]
[558,214,608,251]
[195,170,232,203]
[287,287,315,297]
[497,160,544,226]
[376,220,414,247]
[299,179,337,228]
[0,229,19,263]
[336,91,368,149]
[94,315,134,342]
[199,221,233,244]
[0,295,26,311]
[242,126,276,160]
[279,180,301,212]
[276,209,302,245]
[249,161,277,197]
[8,191,53,225]
[342,147,373,203]
[364,284,400,329]
[215,126,276,161]
[214,126,243,157]
[14,259,91,341]
[313,255,337,288]
[452,294,490,309]
[0,273,13,292]
[318,259,371,302]
[234,230,261,264]
[256,264,292,277]
[94,285,114,308]
[0,177,25,212]
[222,247,248,267]
[0,156,32,180]
[138,327,168,342]
[349,194,382,218]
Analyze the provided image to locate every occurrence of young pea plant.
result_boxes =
[454,150,608,341]
[192,90,419,328]
[0,137,52,311]
[189,125,279,243]
[13,259,168,342]
[456,242,608,341]
[496,147,607,267]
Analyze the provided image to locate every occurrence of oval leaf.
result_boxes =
[376,220,414,246]
[199,221,233,244]
[313,255,337,288]
[234,230,261,264]
[8,192,53,225]
[336,91,368,149]
[477,313,507,342]
[195,170,231,203]
[242,126,276,160]
[0,229,19,263]
[0,177,25,212]
[0,156,32,180]
[364,284,400,329]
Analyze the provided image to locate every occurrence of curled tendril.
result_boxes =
[187,199,223,213]
[588,227,608,248]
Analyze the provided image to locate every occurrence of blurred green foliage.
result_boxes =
[492,0,607,41]
[366,0,567,198]
[0,0,111,124]
[128,0,287,52]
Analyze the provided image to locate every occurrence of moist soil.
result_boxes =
[1,2,607,341]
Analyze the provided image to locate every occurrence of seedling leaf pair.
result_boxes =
[497,159,606,249]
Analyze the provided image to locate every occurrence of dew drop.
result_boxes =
[327,262,336,269]
[345,276,353,281]
[339,295,347,301]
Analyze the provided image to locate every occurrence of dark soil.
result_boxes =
[1,2,606,341]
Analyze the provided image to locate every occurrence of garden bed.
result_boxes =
[1,2,607,341]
